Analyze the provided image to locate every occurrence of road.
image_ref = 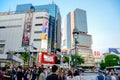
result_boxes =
[80,72,98,80]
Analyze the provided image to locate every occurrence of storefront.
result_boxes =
[0,54,23,67]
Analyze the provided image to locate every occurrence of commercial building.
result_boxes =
[15,3,61,52]
[66,8,94,68]
[0,3,61,66]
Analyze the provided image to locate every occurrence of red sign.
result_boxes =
[94,51,100,57]
[41,52,56,64]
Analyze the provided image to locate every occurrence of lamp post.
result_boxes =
[73,27,79,69]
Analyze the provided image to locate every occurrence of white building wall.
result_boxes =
[30,11,49,50]
[78,34,92,47]
[0,11,49,53]
[0,14,25,53]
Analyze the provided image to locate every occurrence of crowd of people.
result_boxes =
[0,65,120,80]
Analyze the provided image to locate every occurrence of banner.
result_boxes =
[22,10,33,46]
[41,20,49,50]
[109,48,120,54]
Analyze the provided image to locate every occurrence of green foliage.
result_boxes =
[63,56,69,63]
[100,61,106,70]
[105,54,120,67]
[63,55,84,67]
[20,52,30,65]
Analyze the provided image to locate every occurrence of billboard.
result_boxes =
[22,11,33,46]
[37,52,56,66]
[41,20,49,50]
[109,48,120,54]
[41,52,56,64]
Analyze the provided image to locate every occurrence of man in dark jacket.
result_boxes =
[46,65,60,80]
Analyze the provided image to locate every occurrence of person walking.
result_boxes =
[105,69,119,80]
[96,70,105,80]
[3,66,12,80]
[66,69,73,80]
[57,69,66,80]
[16,66,24,80]
[73,70,81,80]
[46,65,60,80]
[37,67,45,80]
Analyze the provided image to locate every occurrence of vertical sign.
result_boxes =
[41,20,49,50]
[22,10,33,46]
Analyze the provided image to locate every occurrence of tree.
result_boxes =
[100,61,106,70]
[20,52,30,66]
[105,54,120,67]
[63,55,84,67]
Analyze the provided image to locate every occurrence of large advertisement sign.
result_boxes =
[41,20,48,50]
[109,48,120,54]
[36,52,56,66]
[22,11,33,46]
[41,52,56,64]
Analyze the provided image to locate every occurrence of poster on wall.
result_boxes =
[41,20,49,50]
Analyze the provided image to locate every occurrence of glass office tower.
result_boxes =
[66,8,92,50]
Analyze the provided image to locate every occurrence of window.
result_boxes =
[0,44,5,54]
[35,24,42,26]
[0,26,6,29]
[34,39,41,41]
[36,17,48,19]
[34,31,42,33]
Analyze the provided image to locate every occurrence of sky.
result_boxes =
[0,0,120,53]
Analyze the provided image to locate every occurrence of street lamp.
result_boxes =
[73,27,79,69]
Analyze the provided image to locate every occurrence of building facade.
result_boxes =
[66,8,94,68]
[15,3,61,52]
[0,3,61,66]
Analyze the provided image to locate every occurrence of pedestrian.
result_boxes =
[31,68,37,80]
[46,65,60,80]
[16,66,24,80]
[3,66,12,80]
[66,69,73,80]
[73,70,81,80]
[11,67,17,80]
[0,67,4,80]
[37,67,46,80]
[57,68,66,80]
[96,70,105,80]
[110,69,119,80]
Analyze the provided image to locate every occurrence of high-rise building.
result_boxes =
[0,3,61,66]
[66,8,94,68]
[15,3,61,52]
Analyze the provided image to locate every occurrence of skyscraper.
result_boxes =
[66,8,94,68]
[66,8,92,51]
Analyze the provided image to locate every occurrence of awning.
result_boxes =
[0,54,23,63]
